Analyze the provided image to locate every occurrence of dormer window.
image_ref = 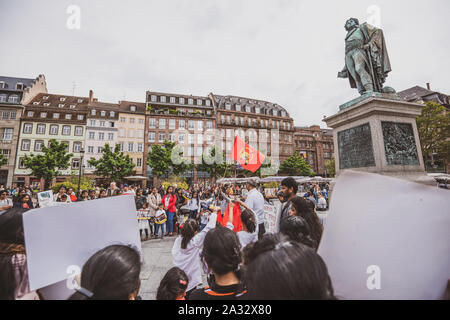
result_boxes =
[100,111,106,117]
[197,99,203,106]
[0,82,5,89]
[33,102,40,105]
[70,105,76,109]
[205,100,211,107]
[65,114,72,120]
[179,97,185,104]
[8,95,19,103]
[58,104,65,108]
[27,111,34,117]
[235,104,241,112]
[91,110,96,116]
[130,105,136,112]
[53,113,60,119]
[43,103,50,107]
[255,107,260,114]
[110,111,115,117]
[170,97,175,103]
[188,98,193,105]
[77,99,83,103]
[16,83,24,90]
[43,96,49,100]
[225,103,231,110]
[60,97,66,102]
[245,105,251,113]
[160,96,166,103]
[40,112,47,118]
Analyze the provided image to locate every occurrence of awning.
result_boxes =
[123,176,149,181]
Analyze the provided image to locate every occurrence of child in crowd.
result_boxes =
[198,205,211,231]
[156,267,189,300]
[154,203,167,239]
[69,245,141,300]
[137,202,150,241]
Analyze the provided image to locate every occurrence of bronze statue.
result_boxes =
[338,18,394,95]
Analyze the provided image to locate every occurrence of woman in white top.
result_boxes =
[234,201,258,249]
[187,191,200,220]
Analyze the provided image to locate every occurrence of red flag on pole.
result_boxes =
[230,136,265,173]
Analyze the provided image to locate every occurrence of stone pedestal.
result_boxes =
[323,93,434,185]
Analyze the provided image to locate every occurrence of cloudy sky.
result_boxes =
[1,0,449,127]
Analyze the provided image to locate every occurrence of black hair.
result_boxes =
[0,208,29,300]
[290,196,323,245]
[201,227,241,276]
[281,177,298,194]
[280,215,318,249]
[156,267,189,300]
[68,245,141,300]
[58,185,66,192]
[243,234,335,300]
[18,194,30,203]
[181,219,200,249]
[240,209,256,233]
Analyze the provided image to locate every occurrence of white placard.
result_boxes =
[23,195,141,291]
[318,171,450,300]
[263,203,277,234]
[37,190,54,208]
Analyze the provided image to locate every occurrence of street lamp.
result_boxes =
[77,148,85,197]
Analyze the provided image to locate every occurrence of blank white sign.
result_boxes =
[23,195,141,291]
[318,171,450,300]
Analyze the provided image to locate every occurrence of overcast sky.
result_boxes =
[1,0,449,127]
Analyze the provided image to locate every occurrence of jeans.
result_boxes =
[154,223,165,237]
[166,210,175,234]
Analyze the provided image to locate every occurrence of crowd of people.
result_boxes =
[0,176,334,300]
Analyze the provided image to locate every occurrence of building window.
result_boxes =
[98,132,105,140]
[178,134,184,142]
[62,125,71,135]
[53,113,60,119]
[151,95,157,102]
[119,142,124,151]
[139,119,144,124]
[130,118,135,124]
[160,96,166,103]
[50,125,58,135]
[89,120,95,126]
[27,111,34,117]
[100,121,105,127]
[149,118,156,128]
[159,119,166,129]
[197,99,202,106]
[120,117,126,123]
[58,104,65,108]
[87,146,94,154]
[179,97,185,104]
[77,115,84,120]
[169,119,175,130]
[1,111,9,119]
[65,114,72,120]
[75,126,83,136]
[1,128,13,142]
[37,124,46,134]
[130,105,136,112]
[19,158,26,169]
[137,143,143,152]
[197,121,203,130]
[34,140,43,151]
[0,94,6,102]
[206,100,211,107]
[72,159,80,169]
[108,133,114,140]
[138,130,143,138]
[21,139,31,151]
[73,142,82,153]
[148,132,155,142]
[188,134,194,144]
[110,111,115,117]
[88,131,95,139]
[137,158,142,167]
[188,98,193,105]
[220,115,225,124]
[129,129,134,138]
[158,133,165,142]
[179,120,185,129]
[245,105,251,113]
[97,146,103,154]
[119,129,125,137]
[206,121,213,129]
[40,112,47,118]
[8,95,19,103]
[109,122,114,128]
[128,143,134,152]
[23,123,33,134]
[91,110,96,116]
[197,134,203,144]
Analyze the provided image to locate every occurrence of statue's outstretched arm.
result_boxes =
[338,66,348,78]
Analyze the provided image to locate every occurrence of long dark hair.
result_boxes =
[201,226,241,276]
[243,234,335,300]
[156,267,188,300]
[280,215,317,249]
[240,209,256,233]
[290,196,323,245]
[180,219,199,249]
[0,208,29,300]
[69,245,141,300]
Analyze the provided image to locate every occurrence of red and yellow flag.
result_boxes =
[230,136,265,173]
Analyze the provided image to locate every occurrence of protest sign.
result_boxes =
[263,202,277,233]
[318,170,450,299]
[23,195,141,291]
[37,190,54,208]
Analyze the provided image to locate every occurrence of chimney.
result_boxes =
[89,90,94,103]
[426,83,431,90]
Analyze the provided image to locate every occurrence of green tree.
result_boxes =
[325,158,336,177]
[0,153,8,167]
[88,143,135,182]
[196,145,230,181]
[280,152,314,176]
[147,141,191,178]
[23,139,73,189]
[416,101,450,170]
